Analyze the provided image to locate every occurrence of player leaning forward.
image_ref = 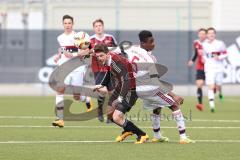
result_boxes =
[93,44,149,144]
[118,30,195,144]
[52,15,92,127]
[202,27,227,112]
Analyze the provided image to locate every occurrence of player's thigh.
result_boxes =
[196,70,205,87]
[136,85,159,98]
[205,71,216,85]
[215,72,224,85]
[196,70,205,81]
[142,94,174,110]
[71,71,85,86]
[106,105,116,119]
[115,90,138,114]
[64,73,72,85]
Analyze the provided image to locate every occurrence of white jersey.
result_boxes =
[57,31,76,46]
[124,45,158,97]
[57,31,76,65]
[57,31,87,86]
[57,31,86,73]
[202,39,227,72]
[124,45,174,110]
[124,45,156,76]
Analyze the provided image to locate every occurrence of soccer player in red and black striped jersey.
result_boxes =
[90,19,117,122]
[188,28,207,111]
[93,44,149,144]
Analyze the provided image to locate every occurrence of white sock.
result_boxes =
[55,94,64,120]
[151,114,161,139]
[172,109,187,139]
[86,97,91,104]
[208,90,215,109]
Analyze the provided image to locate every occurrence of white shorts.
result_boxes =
[140,91,175,110]
[205,71,223,85]
[64,65,87,86]
[136,85,159,97]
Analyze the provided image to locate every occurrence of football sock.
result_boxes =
[98,96,105,110]
[85,97,91,109]
[123,119,145,137]
[97,96,105,116]
[209,100,215,108]
[172,109,186,139]
[55,94,64,120]
[219,94,223,100]
[151,114,161,139]
[86,97,91,103]
[197,87,203,104]
[208,90,215,109]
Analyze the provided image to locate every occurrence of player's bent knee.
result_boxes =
[112,113,122,124]
[112,110,124,124]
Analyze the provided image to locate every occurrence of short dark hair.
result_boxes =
[93,19,104,26]
[62,15,74,23]
[198,28,207,33]
[94,44,109,54]
[207,27,216,33]
[138,30,153,43]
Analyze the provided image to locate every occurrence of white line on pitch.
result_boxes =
[0,116,54,119]
[196,140,240,143]
[0,140,116,144]
[0,116,239,123]
[0,125,240,129]
[0,140,240,144]
[193,119,240,123]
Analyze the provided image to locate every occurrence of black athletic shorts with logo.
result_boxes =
[108,89,138,114]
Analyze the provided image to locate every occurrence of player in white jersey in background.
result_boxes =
[117,30,195,144]
[52,15,92,128]
[202,27,227,113]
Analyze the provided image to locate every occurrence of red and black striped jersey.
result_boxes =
[101,52,136,97]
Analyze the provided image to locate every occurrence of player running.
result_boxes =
[52,15,92,127]
[202,27,227,112]
[93,44,149,144]
[117,30,195,144]
[90,19,117,122]
[188,28,207,111]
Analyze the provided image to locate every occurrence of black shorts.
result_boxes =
[196,70,205,80]
[94,72,113,91]
[108,89,138,114]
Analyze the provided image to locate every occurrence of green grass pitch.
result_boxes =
[0,96,239,160]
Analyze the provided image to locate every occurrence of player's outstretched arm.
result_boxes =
[93,85,108,96]
[54,48,62,63]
